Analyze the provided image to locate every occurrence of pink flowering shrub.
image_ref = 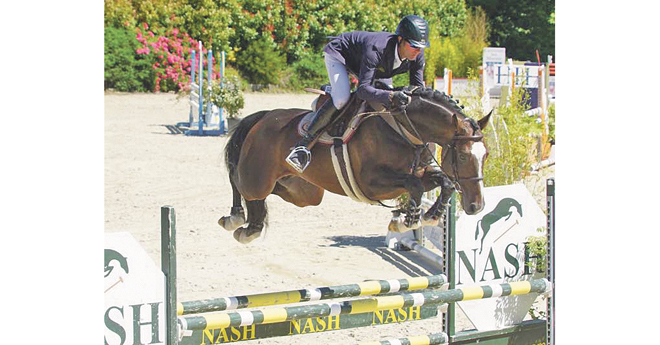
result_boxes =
[133,23,221,92]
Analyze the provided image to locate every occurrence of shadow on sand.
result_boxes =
[323,234,443,277]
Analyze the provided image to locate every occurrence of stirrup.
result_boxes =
[286,146,312,173]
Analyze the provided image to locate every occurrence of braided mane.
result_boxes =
[410,86,466,118]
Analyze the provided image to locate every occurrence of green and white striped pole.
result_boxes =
[178,279,552,331]
[359,332,449,345]
[178,274,448,315]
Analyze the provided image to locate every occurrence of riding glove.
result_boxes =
[390,91,411,109]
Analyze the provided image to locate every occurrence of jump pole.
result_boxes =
[205,46,213,134]
[219,50,226,133]
[360,332,449,345]
[443,68,453,95]
[187,50,197,127]
[178,279,551,332]
[177,274,448,315]
[181,41,226,136]
[197,41,203,135]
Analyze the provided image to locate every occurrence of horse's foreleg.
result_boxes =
[218,177,247,231]
[420,167,456,225]
[368,171,425,233]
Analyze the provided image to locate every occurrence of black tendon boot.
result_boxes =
[286,100,339,172]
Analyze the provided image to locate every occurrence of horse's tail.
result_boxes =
[225,110,270,179]
[223,110,271,234]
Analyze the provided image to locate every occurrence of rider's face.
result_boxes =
[398,38,422,60]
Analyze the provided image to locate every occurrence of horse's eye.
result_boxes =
[458,153,469,162]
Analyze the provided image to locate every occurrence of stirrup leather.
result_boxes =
[286,146,312,173]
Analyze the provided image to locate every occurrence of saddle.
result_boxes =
[299,85,423,147]
[300,85,427,205]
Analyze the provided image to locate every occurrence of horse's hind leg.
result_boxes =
[218,178,247,231]
[233,199,267,244]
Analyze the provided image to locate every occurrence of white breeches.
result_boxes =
[324,53,351,109]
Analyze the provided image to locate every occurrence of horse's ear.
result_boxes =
[452,114,460,130]
[478,110,493,130]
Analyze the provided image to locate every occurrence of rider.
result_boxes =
[286,14,430,173]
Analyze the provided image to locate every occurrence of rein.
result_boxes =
[391,108,428,174]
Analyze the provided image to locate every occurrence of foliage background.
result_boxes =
[104,0,554,92]
[466,0,555,61]
[457,74,548,187]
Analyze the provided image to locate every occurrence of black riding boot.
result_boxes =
[286,100,339,173]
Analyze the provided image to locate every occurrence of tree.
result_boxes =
[467,0,555,61]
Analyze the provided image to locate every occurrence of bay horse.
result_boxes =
[219,87,491,243]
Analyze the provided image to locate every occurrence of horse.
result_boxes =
[218,87,491,244]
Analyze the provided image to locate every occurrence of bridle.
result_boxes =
[441,132,485,191]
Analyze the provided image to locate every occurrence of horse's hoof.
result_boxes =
[388,215,403,233]
[388,219,402,233]
[233,227,262,244]
[388,218,418,233]
[218,212,246,231]
[421,215,440,227]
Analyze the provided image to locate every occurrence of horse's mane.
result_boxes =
[408,86,482,131]
[409,87,466,117]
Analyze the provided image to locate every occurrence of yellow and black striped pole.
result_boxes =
[179,279,552,331]
[178,274,448,315]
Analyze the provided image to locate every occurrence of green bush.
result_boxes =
[222,65,250,91]
[209,76,245,119]
[286,52,328,90]
[104,0,136,28]
[461,7,489,75]
[392,72,409,88]
[483,86,544,186]
[104,26,156,92]
[424,7,488,82]
[237,38,286,85]
[525,229,548,274]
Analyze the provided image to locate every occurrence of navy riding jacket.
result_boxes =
[324,31,425,105]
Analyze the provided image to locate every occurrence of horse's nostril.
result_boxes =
[469,203,479,214]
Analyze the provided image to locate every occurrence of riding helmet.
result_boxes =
[395,15,430,48]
